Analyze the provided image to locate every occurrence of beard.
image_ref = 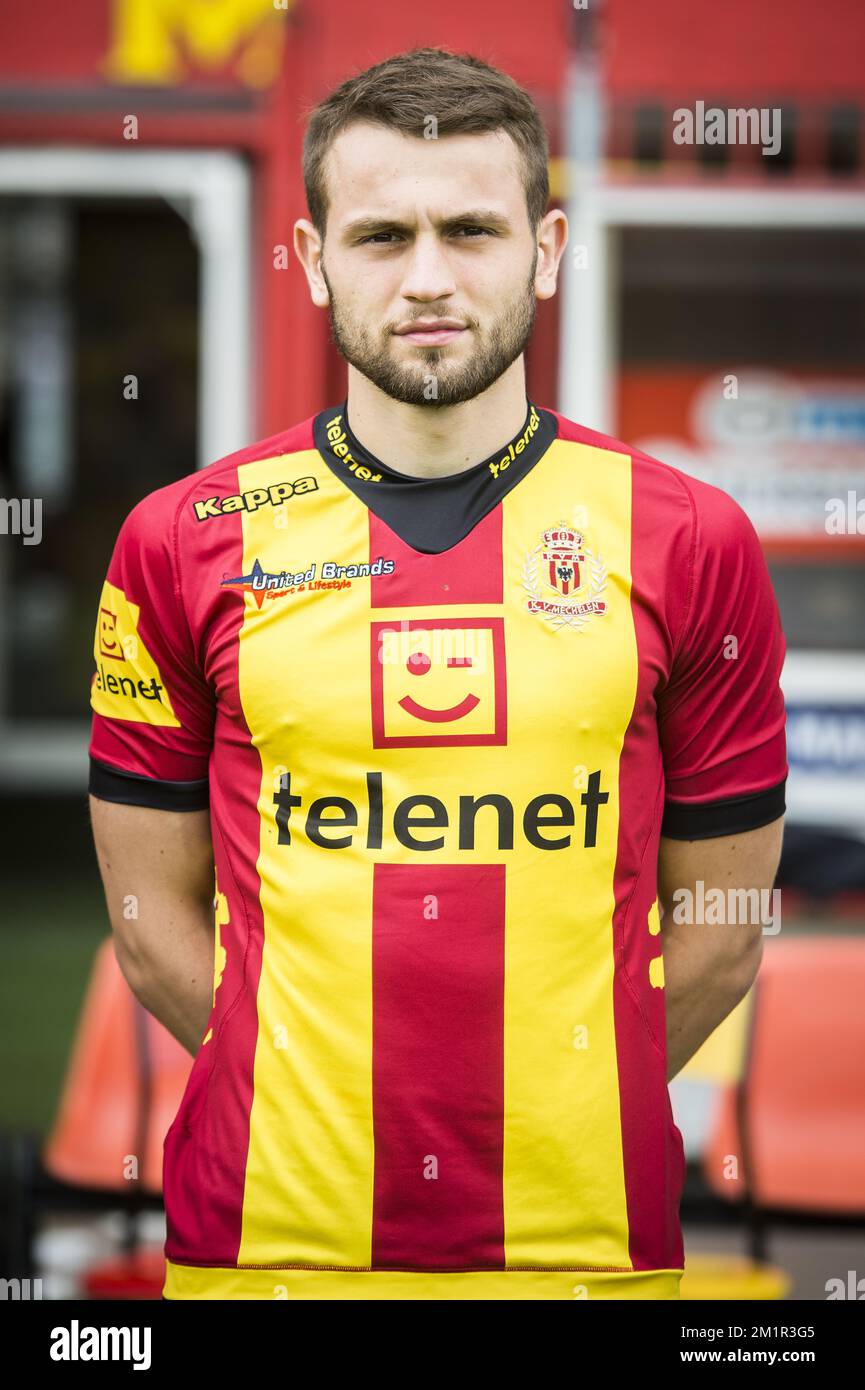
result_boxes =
[320,250,538,408]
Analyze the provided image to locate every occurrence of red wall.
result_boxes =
[1,0,862,435]
[0,0,569,433]
[601,0,865,100]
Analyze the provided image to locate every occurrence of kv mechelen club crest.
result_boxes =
[522,521,608,630]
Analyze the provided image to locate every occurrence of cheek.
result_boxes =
[336,280,391,334]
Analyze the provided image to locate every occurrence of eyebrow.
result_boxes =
[341,208,513,239]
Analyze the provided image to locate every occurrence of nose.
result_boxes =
[398,230,457,303]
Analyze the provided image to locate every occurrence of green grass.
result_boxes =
[0,876,110,1133]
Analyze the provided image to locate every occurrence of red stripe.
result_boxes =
[613,446,687,1271]
[371,863,506,1269]
[369,507,503,607]
[548,412,687,1269]
[163,483,265,1267]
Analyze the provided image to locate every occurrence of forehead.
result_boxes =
[322,121,525,224]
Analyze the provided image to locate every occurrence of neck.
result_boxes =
[343,360,529,480]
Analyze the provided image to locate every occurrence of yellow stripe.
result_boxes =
[500,439,637,1266]
[234,452,377,1266]
[164,1259,682,1300]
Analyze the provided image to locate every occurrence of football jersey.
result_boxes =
[88,397,787,1301]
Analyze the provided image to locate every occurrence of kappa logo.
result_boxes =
[522,521,607,631]
[192,476,318,521]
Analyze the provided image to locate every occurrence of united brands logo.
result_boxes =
[221,556,396,608]
[522,520,608,631]
[192,476,318,521]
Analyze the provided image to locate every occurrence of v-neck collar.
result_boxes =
[312,398,558,554]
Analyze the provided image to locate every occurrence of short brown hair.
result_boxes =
[302,46,550,239]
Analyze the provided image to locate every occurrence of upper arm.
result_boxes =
[659,479,788,842]
[658,816,784,973]
[659,816,785,910]
[652,479,787,961]
[88,485,215,805]
[89,797,215,966]
[86,485,217,964]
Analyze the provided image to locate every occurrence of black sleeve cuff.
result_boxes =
[89,757,209,811]
[662,778,786,841]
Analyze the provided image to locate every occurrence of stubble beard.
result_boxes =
[320,251,539,408]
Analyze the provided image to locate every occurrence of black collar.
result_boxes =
[312,398,558,553]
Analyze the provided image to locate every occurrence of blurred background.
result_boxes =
[0,0,863,1301]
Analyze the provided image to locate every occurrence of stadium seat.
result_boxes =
[679,1253,790,1300]
[676,989,790,1299]
[703,936,865,1215]
[42,936,193,1194]
[81,1246,168,1301]
[678,936,865,1298]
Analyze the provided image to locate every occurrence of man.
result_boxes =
[88,47,787,1301]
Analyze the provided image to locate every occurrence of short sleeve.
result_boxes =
[88,489,215,810]
[659,480,788,839]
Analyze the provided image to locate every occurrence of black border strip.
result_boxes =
[89,757,209,812]
[662,778,786,841]
[312,399,560,554]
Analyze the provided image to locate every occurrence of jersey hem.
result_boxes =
[163,1259,684,1301]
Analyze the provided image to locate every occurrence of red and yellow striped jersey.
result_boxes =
[88,399,787,1300]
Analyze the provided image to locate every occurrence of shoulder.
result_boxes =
[117,413,319,544]
[545,405,757,554]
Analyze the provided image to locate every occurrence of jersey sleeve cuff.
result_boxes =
[89,756,209,811]
[661,778,786,840]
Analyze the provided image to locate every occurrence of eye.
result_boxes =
[358,226,495,245]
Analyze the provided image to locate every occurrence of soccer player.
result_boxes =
[87,48,787,1300]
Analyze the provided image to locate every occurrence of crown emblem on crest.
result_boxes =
[541,526,581,548]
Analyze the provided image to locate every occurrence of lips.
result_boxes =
[395,320,467,345]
